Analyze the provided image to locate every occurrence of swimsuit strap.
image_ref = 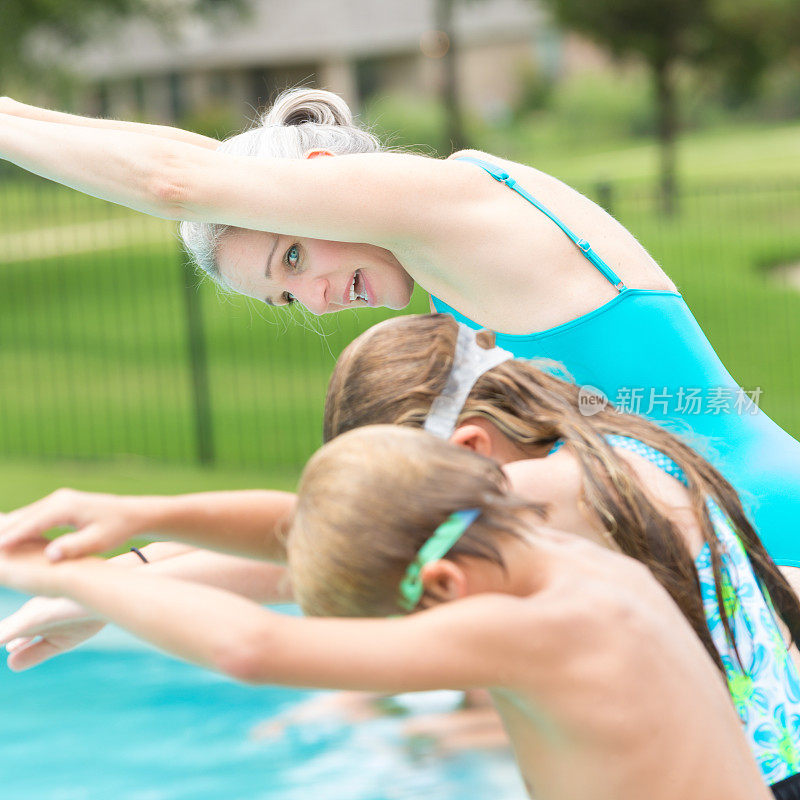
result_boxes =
[548,434,689,490]
[456,155,627,293]
[553,433,746,548]
[602,434,689,487]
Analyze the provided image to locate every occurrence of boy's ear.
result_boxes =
[305,149,336,159]
[420,560,469,604]
[450,423,494,458]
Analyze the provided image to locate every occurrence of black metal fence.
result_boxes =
[1,170,798,470]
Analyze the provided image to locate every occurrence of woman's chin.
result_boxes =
[372,274,414,310]
[395,282,416,310]
[387,294,413,311]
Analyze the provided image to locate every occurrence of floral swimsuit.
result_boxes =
[550,434,800,786]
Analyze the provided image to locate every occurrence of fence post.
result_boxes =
[180,255,215,465]
[596,181,614,217]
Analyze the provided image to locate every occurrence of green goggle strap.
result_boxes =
[397,508,481,612]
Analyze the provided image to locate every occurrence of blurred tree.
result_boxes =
[536,0,800,214]
[434,0,493,153]
[708,0,800,106]
[0,0,244,90]
[435,0,469,153]
[536,0,719,214]
[712,0,800,54]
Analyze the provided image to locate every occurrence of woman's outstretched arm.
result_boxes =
[0,112,481,245]
[0,113,215,218]
[0,97,220,149]
[0,544,523,693]
[0,109,660,325]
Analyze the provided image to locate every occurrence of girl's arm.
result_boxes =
[0,546,291,671]
[0,542,194,671]
[0,488,296,561]
[0,546,524,693]
[104,543,292,602]
[0,97,220,149]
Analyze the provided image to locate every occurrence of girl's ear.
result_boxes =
[420,559,469,605]
[450,423,494,458]
[305,149,336,159]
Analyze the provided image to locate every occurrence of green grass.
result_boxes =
[489,119,800,189]
[0,229,429,469]
[0,120,799,495]
[0,457,298,512]
[0,179,142,233]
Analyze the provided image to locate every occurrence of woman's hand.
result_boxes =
[0,595,104,671]
[0,489,154,561]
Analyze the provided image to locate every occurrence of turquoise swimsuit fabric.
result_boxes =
[431,156,800,566]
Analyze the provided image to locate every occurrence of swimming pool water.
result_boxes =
[0,591,526,799]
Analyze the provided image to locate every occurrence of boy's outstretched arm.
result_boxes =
[0,545,524,693]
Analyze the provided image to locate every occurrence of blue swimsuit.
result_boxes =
[431,156,800,567]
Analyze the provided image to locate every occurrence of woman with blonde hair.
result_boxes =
[0,87,798,567]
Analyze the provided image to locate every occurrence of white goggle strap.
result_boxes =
[423,324,514,440]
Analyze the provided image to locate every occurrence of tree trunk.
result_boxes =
[436,0,468,153]
[653,59,678,216]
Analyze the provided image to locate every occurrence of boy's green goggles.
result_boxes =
[397,509,481,612]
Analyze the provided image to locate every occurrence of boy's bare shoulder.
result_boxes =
[513,538,672,652]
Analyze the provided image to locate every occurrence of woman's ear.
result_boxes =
[420,560,468,605]
[450,423,494,458]
[305,149,336,159]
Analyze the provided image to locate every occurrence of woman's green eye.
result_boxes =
[285,245,300,269]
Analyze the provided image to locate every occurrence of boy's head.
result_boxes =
[288,426,542,618]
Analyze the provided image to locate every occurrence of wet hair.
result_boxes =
[289,425,542,618]
[179,88,383,284]
[323,313,800,673]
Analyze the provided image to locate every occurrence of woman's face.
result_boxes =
[216,229,415,314]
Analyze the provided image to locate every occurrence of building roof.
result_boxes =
[66,0,544,79]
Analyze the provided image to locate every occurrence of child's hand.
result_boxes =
[0,489,151,561]
[0,595,105,671]
[0,541,75,597]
